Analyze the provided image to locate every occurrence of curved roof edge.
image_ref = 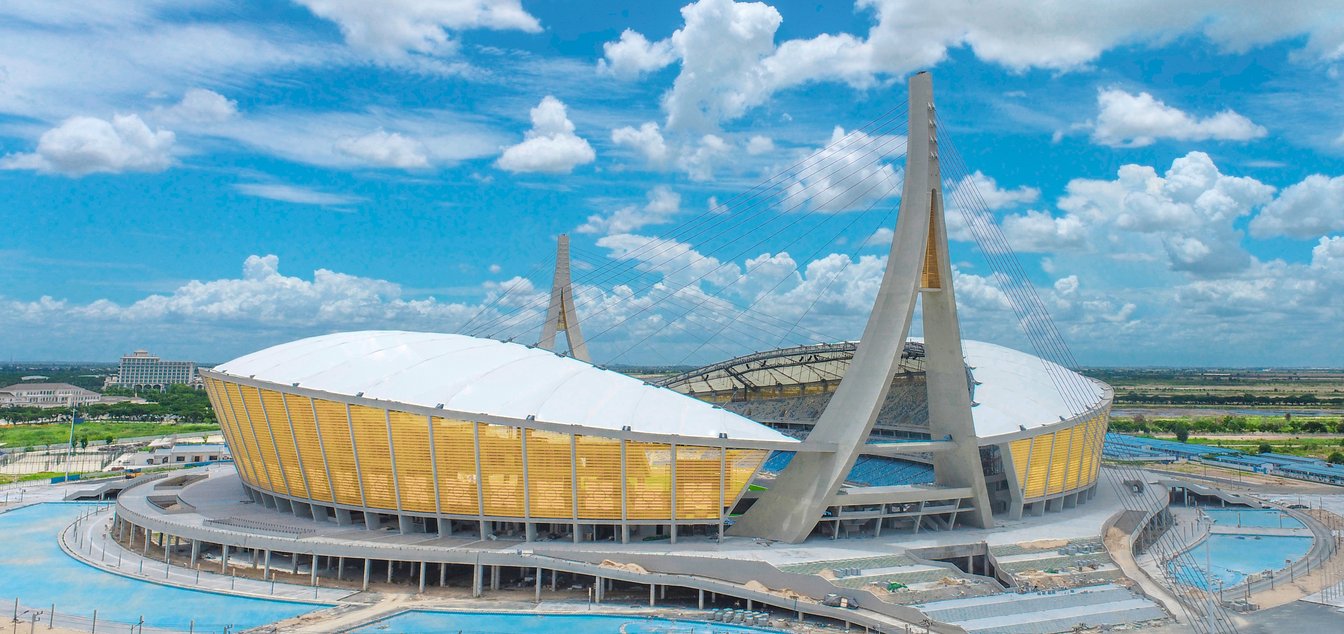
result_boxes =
[211,330,798,446]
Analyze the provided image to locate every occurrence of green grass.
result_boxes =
[0,421,218,449]
[1183,436,1344,459]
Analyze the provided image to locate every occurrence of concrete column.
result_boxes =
[551,569,557,591]
[472,563,483,598]
[220,544,229,573]
[337,557,344,580]
[142,530,150,556]
[334,507,352,526]
[535,567,542,602]
[650,584,656,606]
[595,576,603,603]
[698,589,705,609]
[419,561,427,593]
[310,555,318,586]
[292,553,299,575]
[387,560,394,584]
[362,558,371,591]
[491,565,500,590]
[263,550,271,579]
[440,563,447,587]
[189,540,200,567]
[660,584,666,600]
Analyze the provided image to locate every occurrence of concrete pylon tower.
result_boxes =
[729,72,994,542]
[538,234,591,362]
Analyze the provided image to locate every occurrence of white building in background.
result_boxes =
[0,382,102,407]
[108,350,202,389]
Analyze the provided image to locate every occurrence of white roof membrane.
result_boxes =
[957,339,1108,440]
[213,331,796,444]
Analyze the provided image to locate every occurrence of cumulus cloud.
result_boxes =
[234,183,363,206]
[611,122,671,165]
[157,88,238,124]
[1001,210,1087,252]
[0,113,174,176]
[1312,235,1344,268]
[784,126,903,212]
[577,186,682,235]
[295,0,541,57]
[679,134,731,181]
[496,96,596,174]
[1052,151,1274,274]
[746,135,775,155]
[1250,174,1344,239]
[334,128,430,168]
[1088,88,1267,147]
[598,29,677,78]
[603,0,1344,131]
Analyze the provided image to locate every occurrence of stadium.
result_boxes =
[198,330,796,544]
[662,339,1113,522]
[98,75,1288,633]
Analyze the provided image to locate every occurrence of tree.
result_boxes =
[1328,452,1344,465]
[104,435,114,445]
[78,436,88,450]
[1173,423,1190,443]
[1258,442,1273,455]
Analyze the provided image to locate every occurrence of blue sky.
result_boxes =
[1,0,1342,367]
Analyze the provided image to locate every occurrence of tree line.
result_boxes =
[0,385,215,424]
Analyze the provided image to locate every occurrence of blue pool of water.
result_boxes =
[1168,534,1312,588]
[0,503,321,633]
[348,610,782,633]
[1203,509,1303,529]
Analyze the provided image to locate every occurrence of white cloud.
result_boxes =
[949,171,1040,210]
[578,186,682,235]
[661,0,784,132]
[611,122,671,165]
[496,95,596,174]
[746,135,774,155]
[596,233,741,288]
[334,128,430,168]
[294,0,541,57]
[0,114,174,176]
[1050,151,1274,274]
[598,29,677,79]
[157,88,238,124]
[605,1,1344,131]
[1250,174,1344,239]
[234,183,363,206]
[1312,235,1344,268]
[679,134,731,181]
[1089,88,1267,147]
[783,126,903,212]
[205,108,503,169]
[863,227,894,248]
[1000,210,1087,252]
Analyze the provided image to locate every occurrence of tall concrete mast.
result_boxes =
[730,72,993,542]
[538,234,591,362]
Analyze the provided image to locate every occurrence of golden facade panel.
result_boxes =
[203,377,769,525]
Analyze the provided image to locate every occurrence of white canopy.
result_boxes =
[214,331,797,444]
[958,339,1109,440]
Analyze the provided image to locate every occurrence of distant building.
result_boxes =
[0,382,102,407]
[108,350,202,390]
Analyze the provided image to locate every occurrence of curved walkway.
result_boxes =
[62,504,355,604]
